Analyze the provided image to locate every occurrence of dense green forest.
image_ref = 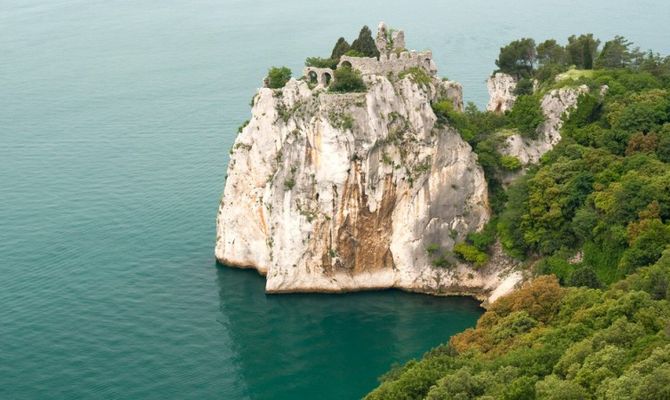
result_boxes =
[367,34,670,399]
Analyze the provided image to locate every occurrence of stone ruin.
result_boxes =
[303,67,333,88]
[375,21,406,55]
[295,22,438,89]
[337,50,437,77]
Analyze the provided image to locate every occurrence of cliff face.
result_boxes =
[216,55,522,301]
[500,85,589,166]
[486,73,517,113]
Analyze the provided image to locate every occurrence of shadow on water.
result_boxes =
[214,263,483,400]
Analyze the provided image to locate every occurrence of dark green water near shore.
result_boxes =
[2,0,669,398]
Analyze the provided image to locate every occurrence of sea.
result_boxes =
[2,0,669,398]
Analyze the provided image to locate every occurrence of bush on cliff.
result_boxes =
[453,243,489,268]
[305,57,338,69]
[329,67,366,93]
[266,66,292,89]
[507,94,545,139]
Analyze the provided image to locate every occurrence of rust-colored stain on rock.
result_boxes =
[329,163,396,274]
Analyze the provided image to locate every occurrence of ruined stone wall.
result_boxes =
[303,67,334,88]
[339,51,437,77]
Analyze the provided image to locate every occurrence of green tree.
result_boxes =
[498,176,531,258]
[537,39,566,65]
[569,266,602,288]
[514,78,534,95]
[305,57,337,69]
[656,123,670,162]
[500,155,523,171]
[266,66,292,89]
[536,375,588,400]
[453,243,489,268]
[618,219,670,275]
[596,36,635,69]
[508,95,545,138]
[566,34,600,69]
[329,66,366,92]
[636,51,670,83]
[608,89,670,133]
[330,37,350,61]
[496,38,537,78]
[350,26,380,58]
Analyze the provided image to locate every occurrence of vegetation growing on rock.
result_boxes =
[329,67,366,93]
[368,34,670,399]
[266,66,292,89]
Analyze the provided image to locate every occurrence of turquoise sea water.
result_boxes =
[2,1,669,399]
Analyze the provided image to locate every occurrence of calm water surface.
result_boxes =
[2,1,669,399]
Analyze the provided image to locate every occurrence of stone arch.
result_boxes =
[308,70,318,84]
[340,61,352,69]
[304,67,335,88]
[322,72,332,86]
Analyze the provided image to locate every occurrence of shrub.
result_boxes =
[330,67,366,93]
[237,120,249,134]
[568,266,602,288]
[284,178,295,190]
[500,155,523,171]
[305,57,337,69]
[453,243,489,268]
[328,112,354,131]
[514,78,534,95]
[426,243,440,255]
[432,256,453,268]
[467,219,498,252]
[399,67,432,88]
[507,94,545,139]
[267,66,292,89]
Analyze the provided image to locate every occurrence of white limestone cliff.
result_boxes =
[500,85,589,166]
[486,73,517,113]
[216,53,522,302]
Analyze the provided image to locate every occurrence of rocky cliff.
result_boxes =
[500,85,589,167]
[486,73,517,113]
[216,29,522,302]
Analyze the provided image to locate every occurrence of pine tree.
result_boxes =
[583,40,594,69]
[350,26,380,58]
[330,37,350,61]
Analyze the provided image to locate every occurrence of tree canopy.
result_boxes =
[495,38,537,78]
[349,25,380,58]
[266,66,291,89]
[330,37,351,61]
